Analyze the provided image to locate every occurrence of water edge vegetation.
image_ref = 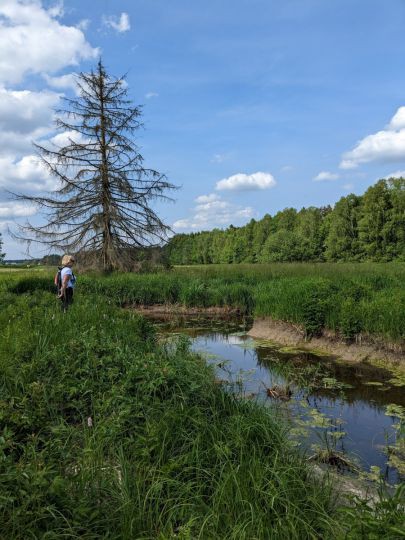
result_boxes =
[0,266,404,538]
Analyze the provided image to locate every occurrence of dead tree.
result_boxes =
[12,60,175,272]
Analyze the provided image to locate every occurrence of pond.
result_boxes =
[153,315,405,485]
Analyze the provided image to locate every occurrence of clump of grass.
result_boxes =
[339,483,405,540]
[0,290,340,539]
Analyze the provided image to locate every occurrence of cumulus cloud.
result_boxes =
[0,155,56,193]
[50,130,87,148]
[43,73,78,92]
[173,193,255,231]
[381,170,405,179]
[340,106,405,169]
[194,194,220,204]
[0,86,61,159]
[0,86,59,135]
[215,171,276,191]
[145,92,159,99]
[0,201,37,218]
[387,107,405,130]
[0,1,97,186]
[103,12,131,33]
[0,0,98,84]
[313,171,339,181]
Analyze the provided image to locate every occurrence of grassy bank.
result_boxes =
[0,289,339,539]
[6,263,404,345]
[1,272,404,538]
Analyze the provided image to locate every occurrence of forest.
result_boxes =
[166,178,405,264]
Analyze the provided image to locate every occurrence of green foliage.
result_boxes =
[3,262,405,344]
[340,483,405,539]
[339,298,363,340]
[166,178,405,264]
[1,271,404,537]
[0,287,341,539]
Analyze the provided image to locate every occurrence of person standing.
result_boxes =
[58,254,76,312]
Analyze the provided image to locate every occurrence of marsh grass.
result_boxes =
[1,269,404,538]
[3,262,404,343]
[1,290,341,539]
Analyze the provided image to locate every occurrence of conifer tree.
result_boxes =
[12,60,175,271]
[0,232,5,263]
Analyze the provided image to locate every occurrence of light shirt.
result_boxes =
[61,267,76,288]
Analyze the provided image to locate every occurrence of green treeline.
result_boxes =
[166,178,405,264]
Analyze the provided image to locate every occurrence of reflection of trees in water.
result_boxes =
[255,346,405,408]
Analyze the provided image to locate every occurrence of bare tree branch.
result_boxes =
[11,60,177,271]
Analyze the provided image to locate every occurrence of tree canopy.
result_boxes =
[166,178,405,264]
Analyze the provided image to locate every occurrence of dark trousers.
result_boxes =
[61,287,74,312]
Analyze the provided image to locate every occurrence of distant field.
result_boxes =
[0,265,51,272]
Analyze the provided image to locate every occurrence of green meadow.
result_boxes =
[7,262,404,343]
[1,266,404,538]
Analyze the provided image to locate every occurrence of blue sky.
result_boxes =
[1,0,405,257]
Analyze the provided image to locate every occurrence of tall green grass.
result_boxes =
[3,262,404,343]
[1,272,404,538]
[0,290,340,539]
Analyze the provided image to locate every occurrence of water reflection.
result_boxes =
[155,316,404,485]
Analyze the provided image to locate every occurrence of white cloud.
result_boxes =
[43,73,78,92]
[313,171,339,181]
[387,107,405,130]
[145,92,159,99]
[103,12,131,33]
[382,170,405,179]
[340,106,405,169]
[0,86,59,135]
[281,165,293,172]
[0,201,37,218]
[77,19,90,31]
[0,0,98,84]
[50,130,87,148]
[173,193,255,231]
[342,183,354,191]
[0,155,56,193]
[215,171,276,191]
[0,86,62,162]
[194,194,220,204]
[47,1,64,18]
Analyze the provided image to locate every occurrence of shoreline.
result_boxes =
[129,303,242,317]
[248,316,404,366]
[130,304,404,367]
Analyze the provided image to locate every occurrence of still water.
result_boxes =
[156,316,404,485]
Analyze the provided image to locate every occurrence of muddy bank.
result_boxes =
[248,317,404,366]
[130,303,242,318]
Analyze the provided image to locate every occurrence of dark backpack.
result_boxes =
[54,266,63,294]
[54,266,76,294]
